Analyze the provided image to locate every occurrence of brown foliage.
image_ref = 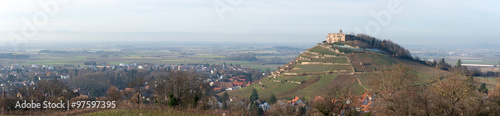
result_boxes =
[155,70,205,108]
[369,64,417,92]
[312,85,354,116]
[487,83,500,115]
[374,87,427,115]
[268,102,294,116]
[106,86,121,101]
[372,66,499,115]
[426,76,477,115]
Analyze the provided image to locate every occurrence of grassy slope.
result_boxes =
[276,75,314,82]
[278,75,337,100]
[357,58,454,91]
[395,58,452,83]
[474,77,500,90]
[307,46,338,55]
[227,78,298,100]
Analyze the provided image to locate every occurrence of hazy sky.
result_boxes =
[0,0,499,45]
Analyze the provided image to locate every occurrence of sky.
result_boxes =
[0,0,499,46]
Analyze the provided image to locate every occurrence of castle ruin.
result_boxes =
[326,29,345,43]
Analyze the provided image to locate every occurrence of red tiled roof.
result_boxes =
[287,96,301,105]
[313,96,325,103]
[214,87,221,91]
[233,81,245,86]
[213,82,234,89]
[237,75,249,80]
[292,96,300,103]
[354,92,374,112]
[230,75,249,82]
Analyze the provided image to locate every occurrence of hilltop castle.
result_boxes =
[326,29,346,43]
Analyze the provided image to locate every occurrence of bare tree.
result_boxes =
[368,64,417,93]
[487,83,500,115]
[373,87,427,115]
[106,86,121,101]
[424,76,479,115]
[155,70,205,108]
[313,85,354,115]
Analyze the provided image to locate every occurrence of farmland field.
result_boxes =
[227,77,299,100]
[307,46,337,55]
[293,65,334,72]
[291,64,352,73]
[280,74,338,100]
[309,57,348,63]
[276,75,313,82]
[0,43,306,70]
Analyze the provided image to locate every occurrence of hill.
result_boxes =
[227,34,452,101]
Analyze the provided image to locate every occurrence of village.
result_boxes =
[0,62,260,99]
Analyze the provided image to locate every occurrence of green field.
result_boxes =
[330,65,353,70]
[282,75,338,100]
[291,64,352,73]
[276,75,313,82]
[372,53,397,65]
[474,77,500,90]
[293,65,335,72]
[356,58,455,91]
[307,46,337,55]
[309,57,348,63]
[228,78,299,100]
[1,48,297,70]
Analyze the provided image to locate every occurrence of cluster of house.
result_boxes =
[259,96,306,112]
[0,64,66,87]
[206,93,374,113]
[210,75,254,92]
[0,62,258,99]
[313,92,375,113]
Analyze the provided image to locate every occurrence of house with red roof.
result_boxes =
[212,82,234,91]
[287,96,304,106]
[353,92,374,112]
[233,81,245,87]
[230,75,249,82]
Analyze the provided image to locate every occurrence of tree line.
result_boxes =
[346,34,413,59]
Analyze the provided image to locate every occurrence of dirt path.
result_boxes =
[344,55,356,74]
[354,74,369,91]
